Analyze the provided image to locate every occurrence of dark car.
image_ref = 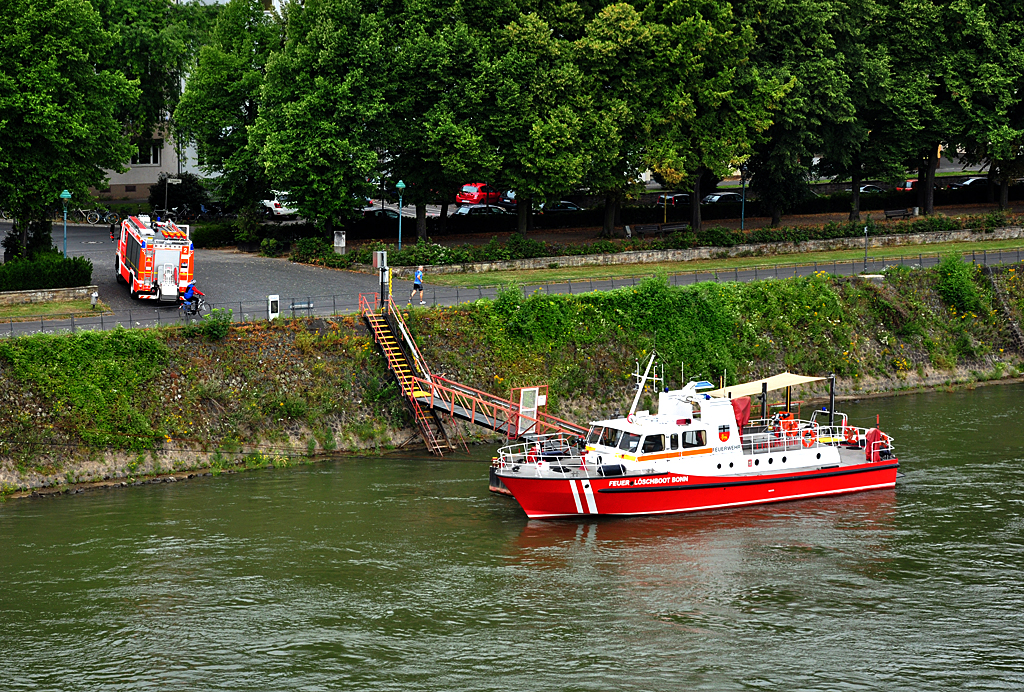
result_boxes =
[701,192,743,204]
[363,207,399,219]
[657,193,690,206]
[452,204,511,216]
[538,200,584,213]
[844,184,886,194]
[947,177,988,190]
[496,190,518,209]
[455,183,502,206]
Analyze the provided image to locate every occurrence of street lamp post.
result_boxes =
[740,163,749,231]
[396,180,406,250]
[163,176,181,217]
[863,225,869,272]
[59,189,72,258]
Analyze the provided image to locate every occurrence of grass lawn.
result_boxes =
[0,300,112,321]
[423,238,1024,288]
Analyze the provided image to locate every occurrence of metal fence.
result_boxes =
[4,247,1023,337]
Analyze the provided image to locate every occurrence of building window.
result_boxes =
[131,141,162,166]
[125,185,136,192]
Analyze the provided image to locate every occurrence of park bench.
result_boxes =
[626,224,663,239]
[884,208,913,220]
[659,222,691,234]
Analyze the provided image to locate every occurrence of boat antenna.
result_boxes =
[630,350,658,415]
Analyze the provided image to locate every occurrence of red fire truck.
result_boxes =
[114,215,194,301]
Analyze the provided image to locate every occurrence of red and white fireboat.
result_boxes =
[492,372,898,519]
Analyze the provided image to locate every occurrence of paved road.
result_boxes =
[1,219,1022,337]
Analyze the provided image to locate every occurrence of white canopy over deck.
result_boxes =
[704,372,826,399]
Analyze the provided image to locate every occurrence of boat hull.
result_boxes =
[497,461,899,519]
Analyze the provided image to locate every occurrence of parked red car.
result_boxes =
[896,179,917,192]
[456,183,501,206]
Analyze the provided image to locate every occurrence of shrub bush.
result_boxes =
[190,223,237,248]
[200,308,233,341]
[260,238,281,257]
[0,250,93,291]
[935,252,983,313]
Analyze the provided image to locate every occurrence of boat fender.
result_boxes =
[802,429,817,448]
[844,426,859,445]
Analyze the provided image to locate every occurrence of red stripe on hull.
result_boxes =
[498,462,898,519]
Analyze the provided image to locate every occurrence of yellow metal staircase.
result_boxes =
[361,296,453,455]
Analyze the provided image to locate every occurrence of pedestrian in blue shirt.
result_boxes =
[411,265,425,304]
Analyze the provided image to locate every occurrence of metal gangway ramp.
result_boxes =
[359,294,587,455]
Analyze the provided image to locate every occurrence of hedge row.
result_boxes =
[0,251,93,292]
[288,210,1020,269]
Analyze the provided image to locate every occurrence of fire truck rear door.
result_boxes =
[155,248,180,300]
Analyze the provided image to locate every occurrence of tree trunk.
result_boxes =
[771,206,782,227]
[690,170,703,232]
[18,217,28,250]
[416,204,427,240]
[986,166,997,204]
[614,198,622,227]
[924,142,939,214]
[848,162,862,222]
[602,193,616,237]
[999,172,1010,210]
[438,196,449,235]
[517,196,531,235]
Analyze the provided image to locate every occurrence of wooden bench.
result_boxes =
[627,224,663,239]
[660,222,691,234]
[884,208,913,220]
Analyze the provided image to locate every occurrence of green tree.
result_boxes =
[942,0,1024,210]
[815,0,925,220]
[574,3,657,236]
[640,0,784,232]
[0,0,137,254]
[383,1,498,238]
[175,0,282,237]
[253,0,384,235]
[94,0,218,164]
[738,0,857,226]
[484,12,596,234]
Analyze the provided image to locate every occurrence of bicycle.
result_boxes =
[69,207,119,225]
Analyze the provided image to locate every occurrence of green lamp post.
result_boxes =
[59,189,72,258]
[396,180,406,250]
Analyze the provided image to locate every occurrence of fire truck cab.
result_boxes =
[115,215,194,302]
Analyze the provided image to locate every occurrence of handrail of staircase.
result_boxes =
[410,374,584,439]
[432,375,588,436]
[386,297,433,380]
[358,292,380,314]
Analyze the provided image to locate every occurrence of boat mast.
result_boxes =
[629,351,658,415]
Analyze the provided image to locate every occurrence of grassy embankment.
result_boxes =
[423,238,1024,288]
[0,300,112,321]
[1,256,1022,497]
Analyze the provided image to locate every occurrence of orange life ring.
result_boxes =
[844,426,859,445]
[802,428,817,448]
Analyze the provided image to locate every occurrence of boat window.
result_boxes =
[670,433,678,450]
[681,430,707,448]
[618,433,641,452]
[641,435,665,453]
[587,426,604,444]
[600,427,621,447]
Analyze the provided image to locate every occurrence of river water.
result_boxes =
[2,384,1023,691]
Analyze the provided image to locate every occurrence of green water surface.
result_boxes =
[2,385,1023,690]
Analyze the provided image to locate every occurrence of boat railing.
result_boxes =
[496,434,591,477]
[742,418,823,454]
[741,419,895,457]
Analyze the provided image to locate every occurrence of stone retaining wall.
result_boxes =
[378,226,1024,277]
[0,285,99,306]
